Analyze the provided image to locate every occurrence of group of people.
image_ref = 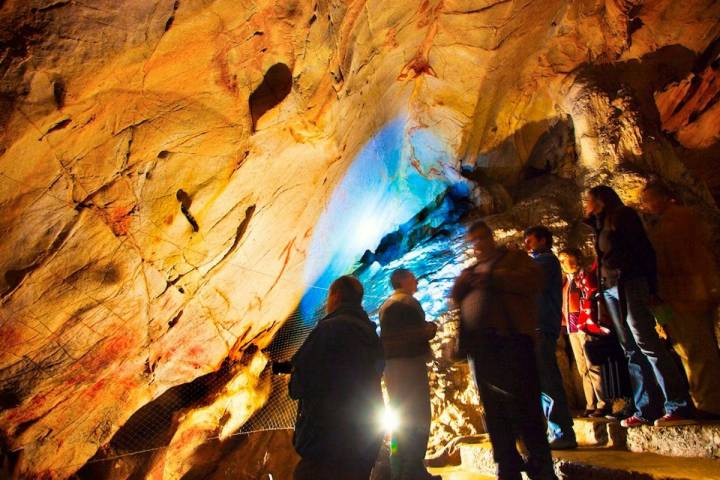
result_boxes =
[278,182,720,480]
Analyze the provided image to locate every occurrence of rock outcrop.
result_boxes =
[1,0,719,478]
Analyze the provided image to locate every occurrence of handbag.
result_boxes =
[583,332,624,366]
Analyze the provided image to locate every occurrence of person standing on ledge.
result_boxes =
[379,268,441,480]
[642,182,720,420]
[288,275,385,480]
[453,221,557,480]
[558,248,611,418]
[585,185,693,428]
[523,226,577,450]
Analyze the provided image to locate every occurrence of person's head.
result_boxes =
[467,221,497,258]
[585,185,624,216]
[390,268,418,294]
[326,275,364,314]
[558,248,582,275]
[523,225,553,253]
[641,182,675,215]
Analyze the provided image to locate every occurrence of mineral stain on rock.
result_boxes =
[176,189,199,232]
[249,63,293,132]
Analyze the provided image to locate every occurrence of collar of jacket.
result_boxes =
[391,289,415,298]
[322,303,371,324]
[530,249,553,259]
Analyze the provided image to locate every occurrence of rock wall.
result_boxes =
[1,0,719,478]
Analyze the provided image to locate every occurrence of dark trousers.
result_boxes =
[468,333,557,480]
[535,332,575,441]
[385,355,432,479]
[294,457,375,480]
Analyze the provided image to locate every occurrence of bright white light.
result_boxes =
[353,212,388,252]
[379,406,400,434]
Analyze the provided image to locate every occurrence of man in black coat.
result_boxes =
[289,275,385,480]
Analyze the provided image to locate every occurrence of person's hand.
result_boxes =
[655,323,668,340]
[271,361,292,375]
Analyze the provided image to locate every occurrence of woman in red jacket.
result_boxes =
[559,248,611,417]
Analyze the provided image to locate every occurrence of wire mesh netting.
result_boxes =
[239,309,320,434]
[0,170,460,474]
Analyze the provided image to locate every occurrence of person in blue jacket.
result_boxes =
[524,226,577,450]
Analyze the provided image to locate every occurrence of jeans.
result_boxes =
[603,277,691,420]
[535,332,575,441]
[468,333,557,480]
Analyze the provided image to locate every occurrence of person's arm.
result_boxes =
[608,208,658,293]
[451,267,475,304]
[288,325,329,400]
[489,253,544,296]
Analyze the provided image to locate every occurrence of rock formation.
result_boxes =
[1,0,719,478]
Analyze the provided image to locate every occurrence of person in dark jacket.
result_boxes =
[379,269,440,480]
[452,221,557,480]
[523,226,576,450]
[585,185,693,428]
[289,275,385,480]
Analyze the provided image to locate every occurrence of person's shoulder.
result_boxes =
[329,309,375,332]
[617,205,641,220]
[503,249,526,261]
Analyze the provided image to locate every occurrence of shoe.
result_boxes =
[653,413,697,427]
[621,415,652,428]
[580,409,594,418]
[605,409,633,422]
[590,407,612,418]
[549,436,578,450]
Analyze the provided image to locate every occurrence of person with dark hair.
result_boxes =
[289,275,385,480]
[452,221,557,480]
[641,182,720,419]
[379,269,440,480]
[523,226,576,450]
[585,185,693,427]
[558,248,611,417]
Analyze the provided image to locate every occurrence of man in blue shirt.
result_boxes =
[524,226,577,450]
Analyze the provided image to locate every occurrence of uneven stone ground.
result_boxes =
[458,420,720,479]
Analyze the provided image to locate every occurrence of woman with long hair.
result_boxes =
[584,185,693,427]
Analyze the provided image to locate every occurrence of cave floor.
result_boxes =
[428,466,494,479]
[455,435,720,479]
